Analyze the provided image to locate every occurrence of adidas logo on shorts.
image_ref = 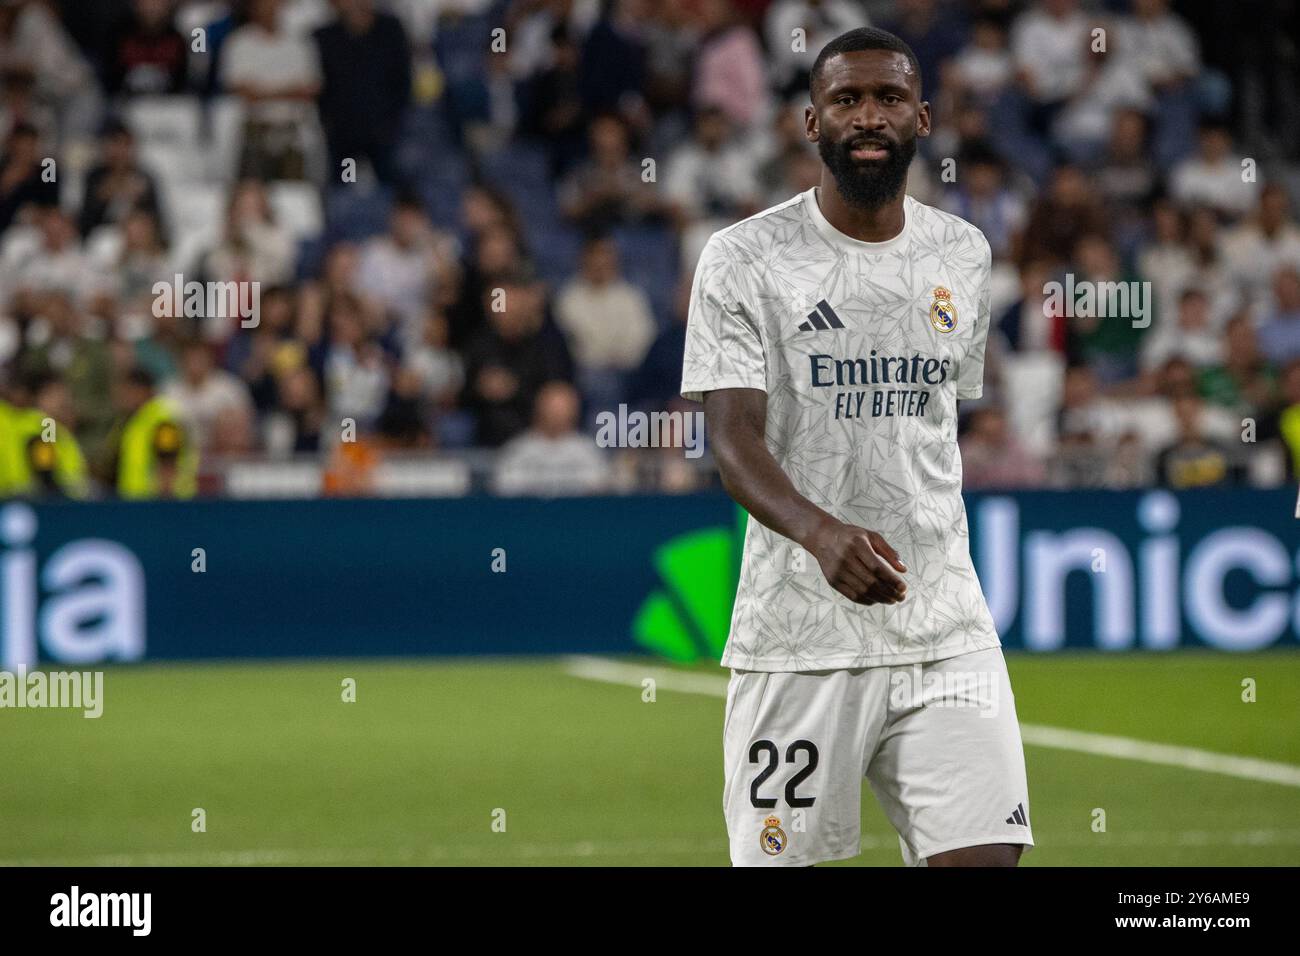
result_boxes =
[1005,802,1028,826]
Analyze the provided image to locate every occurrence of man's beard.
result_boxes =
[817,129,916,209]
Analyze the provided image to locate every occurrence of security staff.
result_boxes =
[102,368,197,499]
[0,399,90,499]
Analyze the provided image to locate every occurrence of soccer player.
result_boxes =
[680,27,1033,867]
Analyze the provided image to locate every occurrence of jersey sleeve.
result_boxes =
[680,233,767,403]
[956,233,993,401]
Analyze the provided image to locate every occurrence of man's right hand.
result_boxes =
[806,516,908,606]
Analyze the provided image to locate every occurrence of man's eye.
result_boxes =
[836,96,854,106]
[883,95,902,105]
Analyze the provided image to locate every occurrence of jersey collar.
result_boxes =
[804,186,913,255]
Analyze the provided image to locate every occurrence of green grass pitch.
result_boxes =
[2,651,1298,866]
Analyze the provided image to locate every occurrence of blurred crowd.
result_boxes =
[0,0,1298,497]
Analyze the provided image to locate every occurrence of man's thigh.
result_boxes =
[865,646,1035,867]
[723,667,887,867]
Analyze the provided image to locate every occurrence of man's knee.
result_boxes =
[926,843,1023,867]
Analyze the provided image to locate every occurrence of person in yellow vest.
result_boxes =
[102,368,198,500]
[0,399,91,499]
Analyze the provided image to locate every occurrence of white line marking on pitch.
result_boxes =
[563,656,1300,789]
[5,829,1300,866]
[0,842,713,867]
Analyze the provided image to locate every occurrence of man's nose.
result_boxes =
[851,100,888,132]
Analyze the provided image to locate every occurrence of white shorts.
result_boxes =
[723,645,1034,866]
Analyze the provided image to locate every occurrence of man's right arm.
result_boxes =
[702,387,909,607]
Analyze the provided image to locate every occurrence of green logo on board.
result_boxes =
[631,503,747,662]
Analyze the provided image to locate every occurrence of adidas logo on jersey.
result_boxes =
[1005,802,1028,826]
[797,300,845,332]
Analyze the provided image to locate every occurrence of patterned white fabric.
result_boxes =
[682,186,1000,670]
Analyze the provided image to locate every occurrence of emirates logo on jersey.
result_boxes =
[809,351,952,388]
[809,351,951,421]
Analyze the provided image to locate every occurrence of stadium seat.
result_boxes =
[123,96,204,153]
[294,236,329,281]
[122,96,210,185]
[323,185,393,244]
[159,180,227,274]
[525,222,582,286]
[206,96,246,183]
[435,409,478,450]
[415,156,471,230]
[138,141,210,186]
[611,225,679,329]
[479,141,550,193]
[431,12,494,135]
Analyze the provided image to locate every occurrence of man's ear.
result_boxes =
[805,103,819,143]
[917,101,932,138]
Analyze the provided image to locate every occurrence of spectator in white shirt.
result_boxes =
[999,0,1091,181]
[356,195,460,351]
[163,338,256,455]
[1170,122,1260,221]
[1116,0,1204,168]
[11,207,94,307]
[220,0,323,180]
[665,106,762,270]
[323,293,390,430]
[404,307,464,407]
[1220,183,1300,306]
[492,380,610,496]
[1117,0,1200,92]
[554,235,655,410]
[1011,0,1090,105]
[1141,287,1223,371]
[947,16,1014,106]
[104,205,172,309]
[203,180,297,290]
[664,106,761,232]
[1137,198,1195,330]
[1053,34,1154,165]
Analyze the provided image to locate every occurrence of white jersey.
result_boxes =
[681,186,1000,670]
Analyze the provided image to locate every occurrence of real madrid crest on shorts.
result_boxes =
[759,815,787,856]
[930,285,957,333]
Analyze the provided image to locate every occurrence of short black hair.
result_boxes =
[123,367,156,391]
[960,138,1002,169]
[810,27,923,101]
[7,120,38,140]
[393,190,427,214]
[98,115,132,139]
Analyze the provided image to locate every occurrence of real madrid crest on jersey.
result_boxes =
[930,286,957,333]
[760,815,787,856]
